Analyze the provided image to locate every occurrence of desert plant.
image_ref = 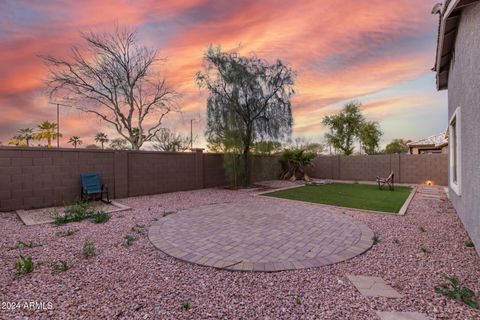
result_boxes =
[14,255,34,275]
[123,235,135,247]
[280,148,316,181]
[82,240,97,259]
[89,211,110,224]
[393,239,400,244]
[181,300,190,311]
[9,241,42,250]
[419,226,426,233]
[131,224,146,235]
[294,296,302,305]
[55,229,79,237]
[435,274,478,309]
[51,260,70,274]
[372,235,380,245]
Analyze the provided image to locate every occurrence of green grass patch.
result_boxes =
[264,183,412,213]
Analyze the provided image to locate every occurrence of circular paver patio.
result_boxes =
[149,199,374,272]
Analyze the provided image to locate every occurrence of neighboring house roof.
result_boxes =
[433,0,480,90]
[408,132,448,148]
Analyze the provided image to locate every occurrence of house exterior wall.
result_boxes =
[446,2,480,253]
[409,145,447,155]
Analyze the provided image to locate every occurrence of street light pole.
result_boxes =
[190,119,193,149]
[49,102,75,148]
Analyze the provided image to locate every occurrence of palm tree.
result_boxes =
[36,121,62,148]
[18,128,35,146]
[68,136,82,148]
[8,136,27,146]
[94,132,109,149]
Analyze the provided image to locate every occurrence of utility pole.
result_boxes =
[49,102,74,148]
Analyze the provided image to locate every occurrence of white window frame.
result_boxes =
[449,107,461,196]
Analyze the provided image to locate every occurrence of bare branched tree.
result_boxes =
[152,128,194,152]
[41,26,180,150]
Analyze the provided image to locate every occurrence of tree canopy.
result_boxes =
[384,138,411,154]
[196,46,295,186]
[322,101,382,155]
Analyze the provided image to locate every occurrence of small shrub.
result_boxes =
[181,300,190,311]
[123,235,135,247]
[435,274,478,309]
[372,235,380,245]
[14,255,34,275]
[419,226,426,233]
[294,296,302,305]
[55,229,79,237]
[393,239,400,244]
[9,241,42,250]
[89,211,110,224]
[465,240,475,248]
[51,260,69,274]
[54,200,94,226]
[82,240,97,259]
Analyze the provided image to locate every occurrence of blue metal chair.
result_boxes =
[80,173,110,203]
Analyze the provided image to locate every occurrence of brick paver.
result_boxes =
[149,198,373,272]
[347,274,403,298]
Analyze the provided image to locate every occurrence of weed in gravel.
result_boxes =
[9,241,42,250]
[393,238,400,244]
[14,255,34,275]
[51,260,70,274]
[181,300,190,311]
[419,226,426,233]
[435,274,478,309]
[131,224,146,234]
[123,235,135,247]
[55,229,79,237]
[82,240,97,259]
[294,296,302,305]
[54,200,95,226]
[89,211,110,224]
[372,235,380,245]
[465,240,475,248]
[420,247,431,254]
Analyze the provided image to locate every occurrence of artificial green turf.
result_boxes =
[264,183,412,213]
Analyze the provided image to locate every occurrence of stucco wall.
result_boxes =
[447,3,480,254]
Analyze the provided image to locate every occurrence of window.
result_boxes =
[449,107,461,195]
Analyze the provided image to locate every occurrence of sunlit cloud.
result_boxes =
[0,0,446,148]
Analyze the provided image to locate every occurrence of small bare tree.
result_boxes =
[152,128,193,152]
[42,26,179,150]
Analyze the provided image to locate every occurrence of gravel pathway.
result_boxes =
[1,185,479,319]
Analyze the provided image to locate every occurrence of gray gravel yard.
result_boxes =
[1,185,479,319]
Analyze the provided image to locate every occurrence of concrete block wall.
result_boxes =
[0,147,281,211]
[310,154,448,186]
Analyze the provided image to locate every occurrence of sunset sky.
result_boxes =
[0,0,447,149]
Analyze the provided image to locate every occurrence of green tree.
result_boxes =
[8,136,27,146]
[68,136,82,148]
[36,121,62,148]
[17,128,35,146]
[385,138,411,154]
[359,121,382,155]
[196,46,295,186]
[322,102,365,155]
[94,132,109,149]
